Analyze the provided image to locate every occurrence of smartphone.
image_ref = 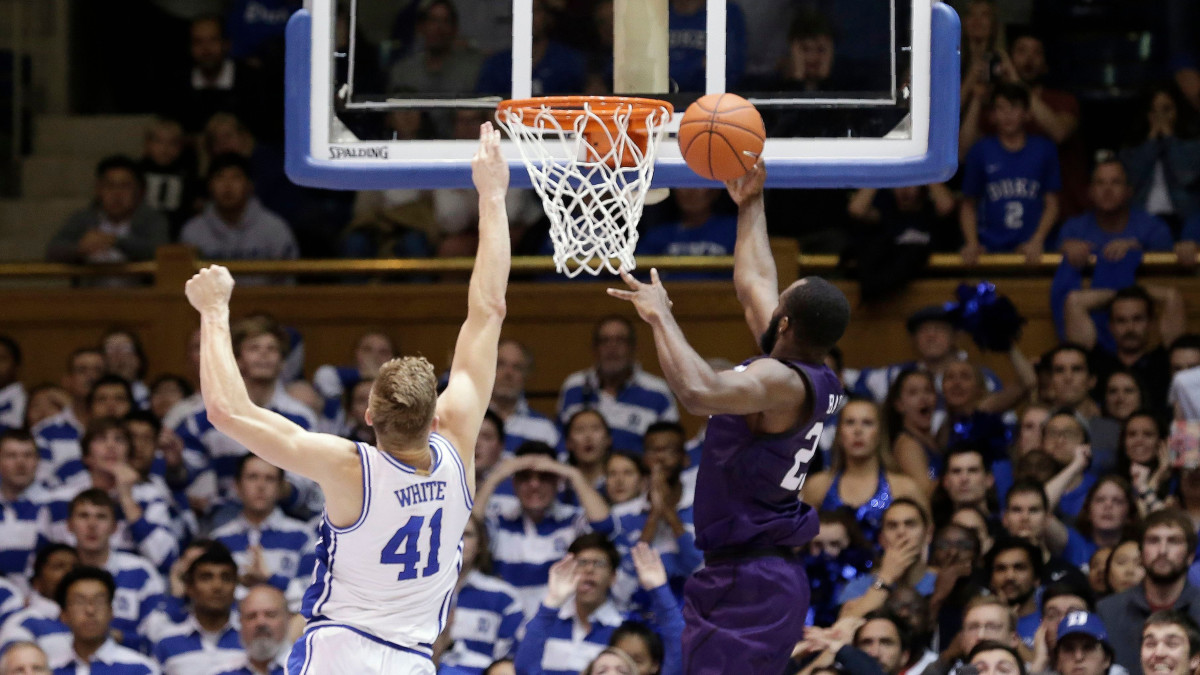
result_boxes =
[1169,421,1200,469]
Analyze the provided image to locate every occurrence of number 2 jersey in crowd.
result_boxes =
[693,356,845,551]
[300,434,473,658]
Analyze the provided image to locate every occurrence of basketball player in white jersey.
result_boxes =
[184,123,511,674]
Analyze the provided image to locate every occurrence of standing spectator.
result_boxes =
[147,544,243,675]
[0,544,79,657]
[960,83,1062,265]
[311,332,394,435]
[845,185,957,302]
[637,189,736,280]
[213,585,290,675]
[52,566,160,674]
[100,330,150,410]
[490,339,560,455]
[0,336,25,433]
[1058,159,1175,270]
[389,0,482,132]
[1139,610,1200,675]
[1098,509,1200,673]
[0,431,49,582]
[1120,85,1200,230]
[985,537,1044,647]
[838,499,935,619]
[46,157,169,266]
[138,118,199,239]
[165,16,268,137]
[476,0,585,95]
[179,154,298,269]
[558,316,678,454]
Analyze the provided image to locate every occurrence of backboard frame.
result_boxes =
[284,0,960,190]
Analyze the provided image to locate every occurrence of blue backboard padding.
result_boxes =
[285,5,959,190]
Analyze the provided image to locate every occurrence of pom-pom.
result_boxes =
[944,281,1026,352]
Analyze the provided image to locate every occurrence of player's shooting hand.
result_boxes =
[185,265,235,315]
[471,122,509,199]
[631,542,668,591]
[607,268,673,325]
[544,554,580,608]
[725,159,766,206]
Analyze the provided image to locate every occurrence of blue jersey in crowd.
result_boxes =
[1057,208,1175,252]
[962,135,1062,252]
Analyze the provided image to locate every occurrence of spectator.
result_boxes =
[845,185,957,302]
[0,544,78,656]
[1098,509,1200,672]
[388,1,482,130]
[0,641,49,675]
[311,331,395,435]
[1140,609,1200,675]
[838,499,934,619]
[179,153,298,270]
[984,537,1044,646]
[1058,159,1175,270]
[138,118,199,238]
[149,375,193,424]
[1041,410,1098,522]
[53,566,160,674]
[22,385,68,434]
[1064,285,1184,413]
[935,446,997,523]
[100,330,150,410]
[1120,84,1200,230]
[853,610,913,675]
[921,596,1021,675]
[557,316,678,454]
[440,515,523,674]
[476,0,585,95]
[965,640,1026,675]
[1000,482,1089,590]
[1106,539,1146,595]
[607,622,665,675]
[579,648,637,675]
[209,455,315,606]
[212,585,289,675]
[0,336,25,433]
[0,430,50,582]
[147,543,242,675]
[667,0,746,92]
[562,409,612,500]
[223,0,300,63]
[46,156,169,266]
[472,443,613,618]
[1102,371,1145,424]
[885,369,941,488]
[1043,345,1119,470]
[771,10,849,93]
[1025,582,1094,674]
[200,114,297,229]
[959,83,1062,265]
[490,339,560,454]
[637,189,736,280]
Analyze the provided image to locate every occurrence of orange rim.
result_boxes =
[497,96,674,128]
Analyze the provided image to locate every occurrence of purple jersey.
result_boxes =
[693,357,845,551]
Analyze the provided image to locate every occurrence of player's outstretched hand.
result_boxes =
[185,265,235,315]
[471,121,509,199]
[607,268,673,325]
[544,554,580,609]
[631,542,668,591]
[725,159,766,207]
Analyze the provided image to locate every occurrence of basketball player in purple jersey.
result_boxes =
[608,160,849,675]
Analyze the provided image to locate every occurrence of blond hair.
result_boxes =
[369,356,438,441]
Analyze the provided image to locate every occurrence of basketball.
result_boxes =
[677,93,766,182]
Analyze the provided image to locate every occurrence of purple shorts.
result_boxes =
[681,552,809,675]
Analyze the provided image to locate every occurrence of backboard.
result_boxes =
[285,0,959,190]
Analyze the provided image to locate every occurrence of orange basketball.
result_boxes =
[677,93,765,182]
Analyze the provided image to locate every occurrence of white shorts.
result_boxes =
[287,623,435,675]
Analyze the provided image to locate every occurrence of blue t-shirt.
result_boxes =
[961,135,1062,252]
[637,214,737,280]
[476,42,587,96]
[1182,212,1200,242]
[1058,209,1175,252]
[225,0,300,59]
[668,2,747,91]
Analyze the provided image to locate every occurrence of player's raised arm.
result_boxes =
[435,122,511,490]
[185,266,358,484]
[726,161,777,341]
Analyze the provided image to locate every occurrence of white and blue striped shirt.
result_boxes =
[0,576,26,628]
[100,551,166,652]
[0,592,71,658]
[501,398,560,455]
[513,598,624,675]
[149,614,244,675]
[211,509,316,599]
[0,483,50,581]
[557,365,678,453]
[51,638,161,675]
[46,476,180,575]
[0,382,26,432]
[31,408,84,486]
[440,570,524,674]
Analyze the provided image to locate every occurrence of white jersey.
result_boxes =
[300,435,472,657]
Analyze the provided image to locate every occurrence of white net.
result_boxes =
[497,98,673,277]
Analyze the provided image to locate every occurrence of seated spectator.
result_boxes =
[138,118,199,238]
[311,331,395,435]
[490,339,560,455]
[1041,409,1098,522]
[1120,84,1200,230]
[938,351,1036,476]
[1042,345,1119,472]
[472,443,613,618]
[200,114,298,230]
[959,83,1062,265]
[557,316,678,454]
[884,369,940,487]
[0,430,50,582]
[52,566,159,674]
[966,640,1026,675]
[933,446,999,527]
[1101,370,1146,424]
[951,504,996,557]
[388,1,482,133]
[147,543,242,675]
[984,537,1043,647]
[100,329,150,410]
[1058,158,1175,270]
[514,539,682,675]
[32,348,107,484]
[667,0,745,92]
[0,641,49,674]
[1139,609,1200,675]
[1097,508,1200,672]
[802,400,925,544]
[1106,538,1145,595]
[838,499,935,619]
[579,648,638,675]
[440,515,523,674]
[845,185,957,302]
[1066,473,1138,571]
[921,595,1022,675]
[607,622,666,675]
[476,0,585,95]
[46,156,169,266]
[149,375,193,424]
[23,384,68,433]
[209,456,315,605]
[853,610,914,675]
[180,153,298,270]
[0,544,78,656]
[1025,581,1094,674]
[771,10,849,93]
[0,335,25,433]
[636,189,735,280]
[562,409,612,500]
[212,584,290,675]
[1000,482,1088,589]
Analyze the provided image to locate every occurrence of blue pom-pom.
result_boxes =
[944,281,1026,352]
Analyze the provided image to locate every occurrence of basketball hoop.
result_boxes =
[496,96,674,277]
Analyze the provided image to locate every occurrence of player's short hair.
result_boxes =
[1141,507,1199,553]
[0,334,22,367]
[68,489,117,520]
[79,417,131,459]
[1040,580,1095,613]
[235,452,284,482]
[967,640,1027,675]
[783,276,850,354]
[55,565,116,611]
[185,541,238,584]
[568,532,620,571]
[1004,480,1049,510]
[95,155,144,188]
[32,543,78,583]
[1144,610,1200,657]
[607,450,649,477]
[231,315,290,359]
[610,621,664,667]
[86,375,134,411]
[991,82,1031,109]
[984,535,1045,581]
[368,356,438,443]
[1108,285,1154,318]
